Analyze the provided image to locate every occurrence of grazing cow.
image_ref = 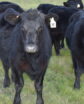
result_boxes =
[46,6,78,55]
[66,10,84,89]
[0,1,24,13]
[63,0,83,9]
[0,1,24,88]
[0,8,59,104]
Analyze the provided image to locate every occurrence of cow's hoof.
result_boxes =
[56,53,60,56]
[14,98,21,104]
[74,83,80,89]
[56,51,60,56]
[36,99,44,104]
[3,78,10,88]
[61,45,64,49]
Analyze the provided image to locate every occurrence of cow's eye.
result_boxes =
[21,27,27,34]
[37,27,43,33]
[21,27,25,32]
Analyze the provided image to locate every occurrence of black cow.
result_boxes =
[37,4,80,55]
[63,0,83,9]
[0,1,24,88]
[0,1,24,13]
[37,4,64,55]
[46,6,78,55]
[0,8,59,104]
[66,10,84,89]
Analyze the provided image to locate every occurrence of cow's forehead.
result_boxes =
[21,9,41,20]
[22,20,41,30]
[20,12,44,28]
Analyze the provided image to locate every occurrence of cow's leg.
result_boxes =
[74,68,81,89]
[54,40,60,55]
[72,55,80,89]
[34,72,45,104]
[2,60,10,88]
[60,38,64,49]
[13,69,24,104]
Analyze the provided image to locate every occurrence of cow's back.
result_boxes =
[0,1,24,13]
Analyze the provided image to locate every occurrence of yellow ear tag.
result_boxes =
[77,4,80,8]
[50,17,56,28]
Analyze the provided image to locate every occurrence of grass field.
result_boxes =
[0,0,84,104]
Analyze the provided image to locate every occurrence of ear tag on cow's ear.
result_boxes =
[77,4,80,8]
[50,17,56,28]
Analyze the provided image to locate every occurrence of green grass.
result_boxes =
[0,0,84,104]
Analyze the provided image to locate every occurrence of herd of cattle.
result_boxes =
[0,0,84,104]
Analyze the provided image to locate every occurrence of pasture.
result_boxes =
[0,0,84,104]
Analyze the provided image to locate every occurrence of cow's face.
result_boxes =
[4,8,59,53]
[63,0,82,9]
[21,22,40,53]
[20,11,45,53]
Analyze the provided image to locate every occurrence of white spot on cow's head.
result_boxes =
[77,4,80,8]
[50,17,56,28]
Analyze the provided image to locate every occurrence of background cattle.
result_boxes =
[66,10,84,89]
[63,0,83,9]
[37,4,64,55]
[37,1,82,55]
[39,6,78,55]
[0,8,59,104]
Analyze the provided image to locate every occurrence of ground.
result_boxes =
[0,0,84,104]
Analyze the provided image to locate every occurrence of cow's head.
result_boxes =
[63,0,83,9]
[45,12,59,29]
[4,8,58,53]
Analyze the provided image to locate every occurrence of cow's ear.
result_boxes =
[63,2,68,6]
[45,13,59,29]
[4,8,21,25]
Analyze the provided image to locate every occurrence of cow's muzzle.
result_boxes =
[25,44,38,53]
